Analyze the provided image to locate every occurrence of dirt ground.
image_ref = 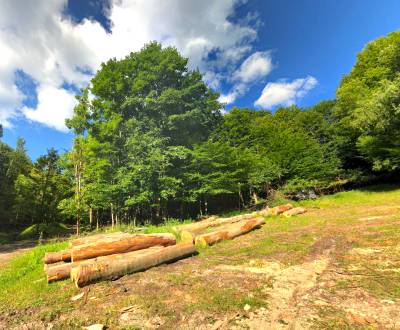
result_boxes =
[1,188,400,329]
[0,240,37,267]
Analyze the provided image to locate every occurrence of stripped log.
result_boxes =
[175,212,259,235]
[268,204,293,216]
[44,250,71,264]
[71,233,176,262]
[282,207,306,217]
[69,232,131,247]
[71,243,197,288]
[195,217,265,247]
[45,246,164,283]
[173,216,218,233]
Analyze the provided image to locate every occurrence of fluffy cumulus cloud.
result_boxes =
[0,0,265,131]
[254,76,318,109]
[22,86,77,132]
[219,51,273,104]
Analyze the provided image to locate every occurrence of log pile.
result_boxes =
[44,203,304,287]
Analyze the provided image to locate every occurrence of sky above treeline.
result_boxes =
[1,0,400,159]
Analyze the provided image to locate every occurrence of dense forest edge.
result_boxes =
[1,30,400,237]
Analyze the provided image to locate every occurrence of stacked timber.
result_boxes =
[44,203,299,288]
[71,243,197,288]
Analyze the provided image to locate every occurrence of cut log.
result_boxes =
[195,217,265,247]
[45,246,164,283]
[180,230,195,244]
[71,243,197,288]
[69,232,131,247]
[173,216,218,233]
[282,207,306,217]
[175,213,260,235]
[70,233,176,262]
[44,250,71,264]
[268,204,293,216]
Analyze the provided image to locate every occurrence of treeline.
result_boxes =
[1,31,399,230]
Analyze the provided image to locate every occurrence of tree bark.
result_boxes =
[195,217,265,247]
[174,212,259,235]
[44,250,71,264]
[71,233,176,262]
[282,207,306,217]
[268,204,293,215]
[71,243,197,288]
[45,246,164,283]
[110,203,114,229]
[69,232,132,247]
[89,207,93,227]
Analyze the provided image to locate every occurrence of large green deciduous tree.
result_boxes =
[336,31,400,171]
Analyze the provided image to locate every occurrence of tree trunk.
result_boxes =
[71,233,176,262]
[44,250,71,264]
[89,207,93,227]
[71,243,197,288]
[252,190,259,204]
[45,246,164,283]
[96,209,99,231]
[110,203,114,228]
[195,217,265,247]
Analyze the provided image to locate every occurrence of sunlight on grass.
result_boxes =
[0,241,76,311]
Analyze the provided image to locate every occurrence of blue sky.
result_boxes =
[1,0,399,159]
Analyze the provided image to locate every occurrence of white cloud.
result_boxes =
[220,51,273,105]
[0,0,262,130]
[22,86,77,132]
[254,76,318,109]
[233,51,273,83]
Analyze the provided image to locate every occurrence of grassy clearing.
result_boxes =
[1,184,400,328]
[0,241,78,312]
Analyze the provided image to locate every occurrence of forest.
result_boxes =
[1,31,399,233]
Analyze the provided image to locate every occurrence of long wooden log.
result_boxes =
[175,213,259,235]
[69,232,131,247]
[44,250,71,264]
[45,233,135,264]
[282,207,306,217]
[71,243,197,288]
[195,217,265,247]
[268,204,293,216]
[70,233,176,262]
[173,216,218,233]
[45,246,164,283]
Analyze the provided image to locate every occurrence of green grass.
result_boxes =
[0,241,77,311]
[298,184,400,209]
[1,184,400,327]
